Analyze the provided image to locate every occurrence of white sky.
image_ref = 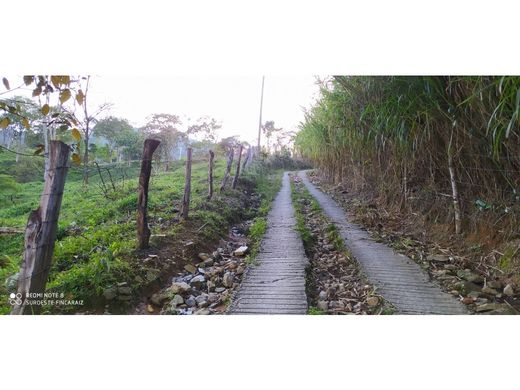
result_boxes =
[3,75,322,145]
[86,75,322,144]
[0,76,319,142]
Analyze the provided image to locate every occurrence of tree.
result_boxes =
[0,96,41,161]
[64,76,112,184]
[114,128,145,162]
[141,113,187,164]
[218,135,240,154]
[187,116,221,144]
[93,116,137,162]
[262,120,282,153]
[1,75,90,174]
[273,130,296,154]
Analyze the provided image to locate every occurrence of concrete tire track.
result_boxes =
[299,170,467,315]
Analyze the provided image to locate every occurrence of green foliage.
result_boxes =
[0,174,20,193]
[296,76,520,231]
[297,77,520,180]
[245,217,268,266]
[295,211,313,250]
[310,198,321,213]
[0,148,281,314]
[187,116,221,143]
[307,306,326,315]
[6,156,45,183]
[93,116,145,162]
[1,76,86,148]
[262,151,311,171]
[0,155,203,312]
[498,243,519,273]
[141,113,186,161]
[243,161,283,215]
[325,223,345,252]
[290,179,315,251]
[243,169,284,265]
[47,257,135,311]
[381,307,396,315]
[475,199,491,211]
[290,178,316,245]
[249,217,267,241]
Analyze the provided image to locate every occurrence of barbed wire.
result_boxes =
[0,155,219,205]
[0,144,45,157]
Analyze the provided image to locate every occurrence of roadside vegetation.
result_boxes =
[0,144,289,314]
[0,75,302,315]
[296,76,520,308]
[243,167,283,265]
[0,154,218,313]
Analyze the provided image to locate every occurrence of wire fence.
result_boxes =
[0,148,233,209]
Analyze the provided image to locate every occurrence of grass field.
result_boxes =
[0,151,281,314]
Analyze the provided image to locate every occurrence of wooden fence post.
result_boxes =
[207,149,214,200]
[220,148,235,192]
[12,141,71,315]
[180,147,193,219]
[137,138,161,249]
[232,144,244,189]
[242,146,251,170]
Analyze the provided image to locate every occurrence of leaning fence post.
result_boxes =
[220,147,235,192]
[12,140,71,315]
[137,138,161,249]
[180,147,193,219]
[207,149,215,200]
[242,146,252,170]
[232,144,244,189]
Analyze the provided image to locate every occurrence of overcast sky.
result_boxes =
[87,76,322,144]
[3,75,323,145]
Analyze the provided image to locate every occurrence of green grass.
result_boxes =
[0,150,287,314]
[325,223,346,252]
[249,217,267,240]
[0,151,270,314]
[290,177,316,250]
[245,217,267,266]
[381,306,396,315]
[307,306,326,315]
[243,167,284,265]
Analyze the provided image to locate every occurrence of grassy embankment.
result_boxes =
[0,150,282,314]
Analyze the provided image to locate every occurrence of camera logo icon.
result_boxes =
[9,293,22,306]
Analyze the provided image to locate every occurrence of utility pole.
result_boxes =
[257,76,265,150]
